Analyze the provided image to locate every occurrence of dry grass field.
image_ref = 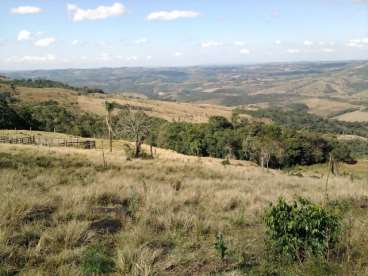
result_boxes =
[303,98,358,117]
[13,86,233,123]
[334,110,368,123]
[1,135,368,275]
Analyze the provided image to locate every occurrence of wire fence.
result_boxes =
[0,135,96,149]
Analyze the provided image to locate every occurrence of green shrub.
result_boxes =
[80,245,115,275]
[264,197,341,262]
[214,233,228,260]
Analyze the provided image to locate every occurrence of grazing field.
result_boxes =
[303,98,358,118]
[1,140,368,275]
[334,110,368,123]
[11,86,233,123]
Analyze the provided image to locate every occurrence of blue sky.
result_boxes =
[1,0,368,70]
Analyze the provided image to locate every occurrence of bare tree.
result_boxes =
[105,101,115,152]
[115,108,151,158]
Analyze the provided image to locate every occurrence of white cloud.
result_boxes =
[346,38,368,48]
[234,41,246,46]
[146,56,152,60]
[18,30,31,41]
[11,6,42,15]
[34,37,56,47]
[135,38,148,44]
[8,54,56,63]
[240,48,250,55]
[321,48,335,53]
[147,10,200,21]
[174,52,183,57]
[201,41,223,48]
[304,40,314,46]
[126,56,138,61]
[67,2,125,22]
[72,39,79,45]
[275,40,281,45]
[287,49,300,54]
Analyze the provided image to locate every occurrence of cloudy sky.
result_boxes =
[1,0,368,70]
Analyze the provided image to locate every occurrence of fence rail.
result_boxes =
[0,135,96,149]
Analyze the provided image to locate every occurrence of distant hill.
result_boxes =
[0,81,233,123]
[2,60,368,121]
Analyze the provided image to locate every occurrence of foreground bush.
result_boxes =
[264,198,342,262]
[80,245,115,275]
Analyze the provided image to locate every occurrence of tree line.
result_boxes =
[0,93,362,168]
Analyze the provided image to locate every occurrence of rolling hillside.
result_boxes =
[1,134,368,275]
[3,60,368,122]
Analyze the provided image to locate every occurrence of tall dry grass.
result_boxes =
[0,143,367,275]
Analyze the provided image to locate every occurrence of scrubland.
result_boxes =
[1,142,368,275]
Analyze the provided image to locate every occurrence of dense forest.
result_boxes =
[242,105,368,138]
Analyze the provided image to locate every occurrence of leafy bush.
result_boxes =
[264,198,341,262]
[214,233,228,260]
[80,245,115,275]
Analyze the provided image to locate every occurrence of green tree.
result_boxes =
[105,101,115,152]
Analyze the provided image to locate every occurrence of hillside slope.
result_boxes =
[0,141,367,275]
[8,85,234,123]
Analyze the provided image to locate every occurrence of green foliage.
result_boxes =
[0,99,105,137]
[155,116,347,168]
[80,245,115,275]
[214,233,228,260]
[264,198,342,262]
[331,143,357,164]
[245,107,368,138]
[0,98,25,129]
[0,78,105,94]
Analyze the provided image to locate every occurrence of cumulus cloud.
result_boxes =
[147,10,200,21]
[135,38,148,44]
[72,39,79,45]
[201,41,223,48]
[174,52,183,57]
[34,37,56,47]
[18,30,31,41]
[304,40,314,46]
[321,48,335,53]
[287,49,300,54]
[234,41,246,46]
[126,56,138,61]
[11,6,42,14]
[346,38,368,48]
[67,2,125,22]
[8,54,56,63]
[275,40,281,45]
[146,56,152,60]
[240,48,250,54]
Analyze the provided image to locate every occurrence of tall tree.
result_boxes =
[105,101,115,152]
[115,108,151,158]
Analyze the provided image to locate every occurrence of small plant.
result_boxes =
[221,158,231,166]
[81,245,115,275]
[214,233,228,260]
[264,197,341,262]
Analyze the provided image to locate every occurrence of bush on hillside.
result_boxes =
[264,198,342,262]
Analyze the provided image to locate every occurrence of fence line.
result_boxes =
[0,135,96,149]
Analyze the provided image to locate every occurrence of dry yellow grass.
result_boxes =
[334,110,368,122]
[78,95,233,123]
[1,141,368,275]
[14,87,79,107]
[303,98,357,117]
[14,86,233,123]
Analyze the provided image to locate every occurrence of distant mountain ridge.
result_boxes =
[2,61,368,110]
